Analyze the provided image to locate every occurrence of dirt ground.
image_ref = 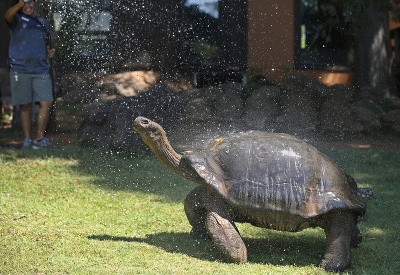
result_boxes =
[0,99,83,149]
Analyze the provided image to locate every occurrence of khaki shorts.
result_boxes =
[10,70,53,106]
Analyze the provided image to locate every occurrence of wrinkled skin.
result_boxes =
[133,116,369,272]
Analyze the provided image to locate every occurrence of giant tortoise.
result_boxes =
[133,116,371,272]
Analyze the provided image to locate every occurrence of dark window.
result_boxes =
[179,0,247,77]
[294,0,354,70]
[180,0,220,65]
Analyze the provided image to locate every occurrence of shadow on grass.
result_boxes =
[88,230,326,267]
[0,146,196,203]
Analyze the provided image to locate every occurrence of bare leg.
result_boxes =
[35,100,53,140]
[19,103,32,140]
[206,209,247,264]
[320,210,356,272]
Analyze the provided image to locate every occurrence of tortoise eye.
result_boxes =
[141,119,150,125]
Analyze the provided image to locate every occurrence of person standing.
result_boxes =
[5,0,57,149]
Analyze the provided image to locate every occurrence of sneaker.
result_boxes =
[21,138,32,149]
[32,138,59,149]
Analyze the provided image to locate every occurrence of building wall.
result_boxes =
[247,0,294,80]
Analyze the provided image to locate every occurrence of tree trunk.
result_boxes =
[353,1,396,98]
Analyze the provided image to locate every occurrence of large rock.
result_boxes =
[102,71,160,97]
[76,73,400,152]
[77,86,183,151]
[183,97,213,121]
[283,74,329,99]
[170,94,244,149]
[62,88,103,104]
[383,109,400,132]
[319,85,363,135]
[242,85,280,131]
[277,84,319,137]
[169,119,232,150]
[215,93,243,122]
[351,100,382,131]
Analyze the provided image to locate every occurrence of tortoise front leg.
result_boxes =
[184,186,210,239]
[206,209,247,264]
[320,210,357,272]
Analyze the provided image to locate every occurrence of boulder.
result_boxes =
[284,74,329,99]
[383,109,400,132]
[215,93,243,122]
[170,87,245,149]
[242,85,280,131]
[277,84,319,137]
[184,98,213,121]
[75,72,400,152]
[169,119,229,150]
[62,88,102,104]
[351,100,382,131]
[220,82,244,94]
[57,73,91,98]
[102,71,160,97]
[319,85,363,135]
[77,86,183,151]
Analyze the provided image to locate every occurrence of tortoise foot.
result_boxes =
[319,255,351,272]
[206,211,247,264]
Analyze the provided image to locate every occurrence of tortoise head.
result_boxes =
[133,116,165,148]
[134,116,185,177]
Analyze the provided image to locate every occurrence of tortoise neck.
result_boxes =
[145,130,184,177]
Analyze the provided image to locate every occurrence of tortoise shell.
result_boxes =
[182,131,366,223]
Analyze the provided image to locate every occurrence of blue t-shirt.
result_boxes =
[8,13,51,74]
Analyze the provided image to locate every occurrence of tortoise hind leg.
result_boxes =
[206,209,247,264]
[184,186,210,240]
[351,226,362,248]
[320,210,357,272]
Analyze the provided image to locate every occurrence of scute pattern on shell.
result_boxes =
[183,131,367,219]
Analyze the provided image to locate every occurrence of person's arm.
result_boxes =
[5,0,25,23]
[47,45,55,58]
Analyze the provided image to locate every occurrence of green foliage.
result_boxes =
[0,145,399,274]
[304,0,397,48]
[184,40,219,59]
[379,98,400,112]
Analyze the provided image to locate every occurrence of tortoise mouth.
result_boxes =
[133,116,150,132]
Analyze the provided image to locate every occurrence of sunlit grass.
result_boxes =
[0,145,399,274]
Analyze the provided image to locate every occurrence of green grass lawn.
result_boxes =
[0,145,399,274]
